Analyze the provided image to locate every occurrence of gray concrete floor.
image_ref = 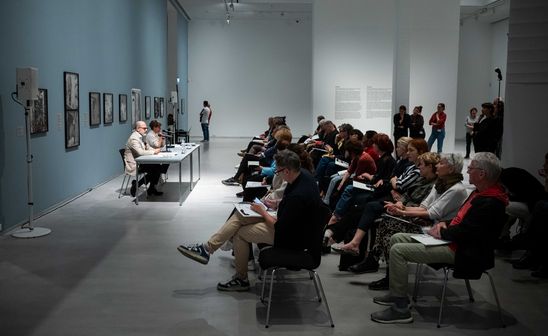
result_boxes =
[1,138,547,336]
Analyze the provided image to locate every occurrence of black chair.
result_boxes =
[412,263,505,328]
[258,202,334,328]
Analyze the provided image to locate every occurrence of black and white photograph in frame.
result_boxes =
[65,110,80,148]
[64,71,79,110]
[103,93,113,124]
[64,71,80,148]
[131,88,142,125]
[89,92,101,126]
[119,94,127,123]
[145,96,151,119]
[160,97,165,118]
[154,96,160,118]
[31,88,48,134]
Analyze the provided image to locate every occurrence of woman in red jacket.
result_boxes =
[427,103,447,153]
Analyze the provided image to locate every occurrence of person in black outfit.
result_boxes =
[393,105,411,144]
[409,106,425,139]
[510,153,548,277]
[473,102,497,153]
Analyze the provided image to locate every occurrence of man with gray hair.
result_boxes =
[371,152,508,324]
[124,121,163,197]
[177,149,322,291]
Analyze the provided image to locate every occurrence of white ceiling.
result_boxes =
[176,0,509,23]
[176,0,313,21]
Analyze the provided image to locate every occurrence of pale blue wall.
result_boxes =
[0,0,177,232]
[177,12,189,131]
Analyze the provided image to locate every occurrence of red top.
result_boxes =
[429,111,446,130]
[348,151,377,181]
[364,146,380,162]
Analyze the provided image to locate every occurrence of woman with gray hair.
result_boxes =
[364,153,469,286]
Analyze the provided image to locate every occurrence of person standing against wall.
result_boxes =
[427,103,447,153]
[464,107,478,159]
[409,106,425,139]
[393,105,411,144]
[199,100,212,142]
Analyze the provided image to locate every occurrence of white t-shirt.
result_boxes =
[200,107,211,124]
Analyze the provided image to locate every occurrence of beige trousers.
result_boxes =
[208,211,274,279]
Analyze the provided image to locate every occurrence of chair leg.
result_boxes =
[464,279,475,302]
[413,263,423,302]
[265,268,277,328]
[309,270,322,302]
[119,175,128,198]
[485,271,506,328]
[313,271,335,327]
[437,267,450,328]
[260,269,269,303]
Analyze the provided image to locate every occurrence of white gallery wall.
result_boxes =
[503,0,548,175]
[405,0,460,153]
[313,0,460,152]
[312,0,396,135]
[188,19,312,137]
[456,18,508,140]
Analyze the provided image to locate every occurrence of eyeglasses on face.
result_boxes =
[275,167,286,175]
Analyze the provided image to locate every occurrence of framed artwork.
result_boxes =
[160,97,165,117]
[131,88,142,125]
[31,88,48,134]
[64,71,80,148]
[119,94,127,122]
[64,72,79,110]
[89,92,101,126]
[145,96,151,119]
[103,93,113,124]
[154,97,160,118]
[65,110,80,148]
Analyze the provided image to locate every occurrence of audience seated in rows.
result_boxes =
[370,152,508,324]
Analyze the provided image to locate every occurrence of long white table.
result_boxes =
[134,143,200,205]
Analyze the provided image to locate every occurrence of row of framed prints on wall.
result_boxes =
[30,71,168,149]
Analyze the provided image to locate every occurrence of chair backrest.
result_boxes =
[309,202,332,268]
[118,148,126,171]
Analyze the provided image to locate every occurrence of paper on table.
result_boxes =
[410,234,450,246]
[159,152,179,157]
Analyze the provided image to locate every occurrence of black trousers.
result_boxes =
[138,164,162,187]
[465,133,474,157]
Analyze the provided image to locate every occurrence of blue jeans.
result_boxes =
[427,129,445,153]
[315,156,334,180]
[201,123,209,141]
[334,184,354,218]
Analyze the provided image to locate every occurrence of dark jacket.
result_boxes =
[393,113,411,140]
[274,169,322,252]
[440,195,507,279]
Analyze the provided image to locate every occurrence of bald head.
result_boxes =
[135,121,147,135]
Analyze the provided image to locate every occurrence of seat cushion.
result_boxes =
[259,247,316,271]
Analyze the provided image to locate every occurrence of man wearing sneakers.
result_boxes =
[177,149,321,291]
[371,152,508,324]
